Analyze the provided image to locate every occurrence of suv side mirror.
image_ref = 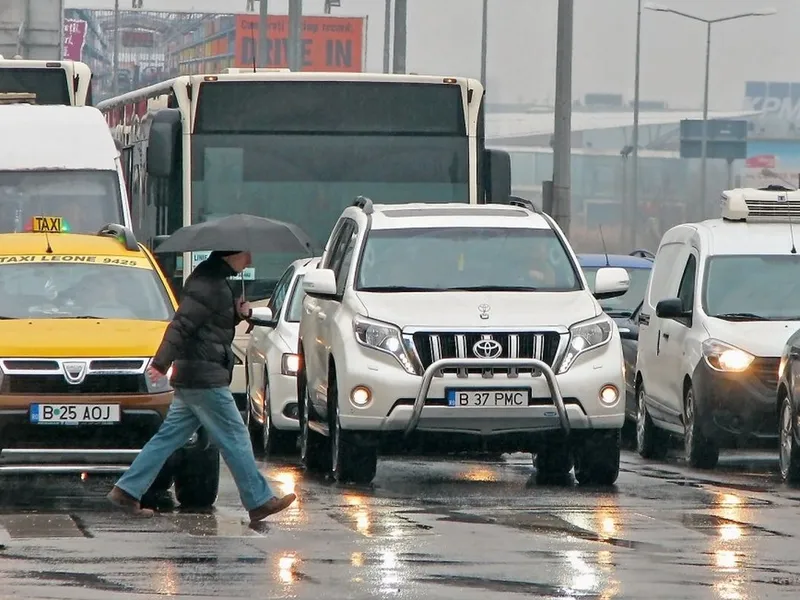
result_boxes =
[303,269,337,300]
[656,298,688,319]
[484,148,511,203]
[593,267,629,300]
[249,306,275,327]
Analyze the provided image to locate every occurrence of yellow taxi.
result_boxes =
[0,217,220,508]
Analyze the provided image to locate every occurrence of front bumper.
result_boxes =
[270,370,300,431]
[333,342,625,436]
[692,357,780,445]
[0,392,173,473]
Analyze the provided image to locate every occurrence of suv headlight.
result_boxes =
[353,315,416,374]
[146,358,173,393]
[558,315,613,374]
[702,339,754,372]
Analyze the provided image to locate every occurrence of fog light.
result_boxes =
[284,402,299,419]
[350,385,372,408]
[599,384,619,406]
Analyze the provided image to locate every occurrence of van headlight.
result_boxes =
[557,315,613,374]
[702,339,754,372]
[353,314,416,374]
[145,358,173,393]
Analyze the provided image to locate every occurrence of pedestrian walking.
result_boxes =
[107,250,297,522]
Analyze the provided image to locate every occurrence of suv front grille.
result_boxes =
[411,331,562,375]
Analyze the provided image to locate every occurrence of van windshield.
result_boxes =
[0,171,123,234]
[704,255,800,320]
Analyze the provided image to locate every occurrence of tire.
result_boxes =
[684,383,719,469]
[140,463,174,510]
[534,436,573,484]
[636,382,669,459]
[574,429,621,485]
[779,395,800,484]
[330,372,378,485]
[299,373,330,473]
[173,441,220,508]
[260,369,298,457]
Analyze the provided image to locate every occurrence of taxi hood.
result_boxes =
[0,319,168,358]
[354,290,600,329]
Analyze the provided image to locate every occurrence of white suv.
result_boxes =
[297,198,630,485]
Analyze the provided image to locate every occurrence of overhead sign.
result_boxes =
[679,119,748,161]
[744,81,800,122]
[234,14,364,72]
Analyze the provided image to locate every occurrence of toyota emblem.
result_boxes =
[472,338,502,359]
[478,303,491,320]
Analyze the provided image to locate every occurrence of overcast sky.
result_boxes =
[64,0,800,109]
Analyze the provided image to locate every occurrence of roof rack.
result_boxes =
[97,223,139,252]
[508,196,539,213]
[353,196,374,215]
[629,249,655,260]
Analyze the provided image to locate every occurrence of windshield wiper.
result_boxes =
[0,316,17,320]
[710,312,768,321]
[358,286,440,292]
[439,285,540,292]
[50,315,107,320]
[605,309,633,318]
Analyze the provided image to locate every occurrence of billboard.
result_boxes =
[63,18,88,61]
[744,81,800,123]
[234,15,364,72]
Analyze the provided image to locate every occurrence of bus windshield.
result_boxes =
[0,171,124,234]
[0,67,70,105]
[190,80,470,298]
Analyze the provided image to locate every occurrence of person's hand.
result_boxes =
[146,365,166,385]
[237,298,252,319]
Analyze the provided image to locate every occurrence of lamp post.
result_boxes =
[480,0,488,86]
[629,0,642,249]
[645,3,776,220]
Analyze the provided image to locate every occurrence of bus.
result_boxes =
[0,58,93,106]
[96,71,511,409]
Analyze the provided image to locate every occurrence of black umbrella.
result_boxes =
[153,214,314,255]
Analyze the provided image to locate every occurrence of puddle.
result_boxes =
[11,570,134,593]
[417,574,603,598]
[0,514,88,539]
[681,513,788,537]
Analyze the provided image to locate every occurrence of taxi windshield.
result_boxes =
[0,261,173,321]
[0,171,124,234]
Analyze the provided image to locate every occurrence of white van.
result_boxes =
[0,104,131,233]
[635,186,800,469]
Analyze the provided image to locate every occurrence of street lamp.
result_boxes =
[644,3,776,220]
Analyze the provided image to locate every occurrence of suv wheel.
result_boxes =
[574,429,621,485]
[173,440,220,508]
[140,462,174,510]
[330,372,377,485]
[299,375,330,472]
[636,382,669,459]
[534,435,573,484]
[260,369,298,457]
[779,395,800,484]
[684,383,719,469]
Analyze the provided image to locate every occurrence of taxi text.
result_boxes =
[0,255,141,266]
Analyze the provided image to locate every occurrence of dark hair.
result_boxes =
[209,250,241,259]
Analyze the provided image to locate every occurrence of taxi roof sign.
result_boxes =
[721,186,800,222]
[27,216,70,233]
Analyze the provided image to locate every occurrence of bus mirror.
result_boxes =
[485,149,511,204]
[152,234,171,252]
[147,109,181,179]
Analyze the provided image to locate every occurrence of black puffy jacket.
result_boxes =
[151,255,244,389]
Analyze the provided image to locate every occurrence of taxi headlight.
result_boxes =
[353,314,416,375]
[702,339,754,372]
[557,315,613,374]
[145,359,173,393]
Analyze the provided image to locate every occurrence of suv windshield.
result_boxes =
[704,255,800,320]
[356,227,580,292]
[0,262,173,320]
[0,171,124,234]
[583,266,651,316]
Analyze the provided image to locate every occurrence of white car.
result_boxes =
[245,257,320,455]
[297,197,630,485]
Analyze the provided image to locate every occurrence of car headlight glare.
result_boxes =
[353,314,416,374]
[558,315,613,374]
[281,353,300,376]
[702,339,754,372]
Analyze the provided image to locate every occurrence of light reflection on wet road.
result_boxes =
[1,449,800,599]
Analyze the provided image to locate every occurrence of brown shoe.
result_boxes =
[107,486,155,518]
[249,493,297,523]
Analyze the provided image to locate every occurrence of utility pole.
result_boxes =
[287,0,303,71]
[112,0,120,95]
[552,0,573,236]
[392,0,407,74]
[630,0,642,248]
[383,0,392,73]
[258,0,268,67]
[480,0,488,86]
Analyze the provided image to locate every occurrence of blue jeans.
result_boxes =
[115,387,276,511]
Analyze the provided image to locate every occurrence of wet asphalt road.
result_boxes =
[1,447,799,600]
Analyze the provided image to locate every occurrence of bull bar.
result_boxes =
[403,358,571,437]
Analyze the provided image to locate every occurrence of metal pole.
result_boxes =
[383,0,392,73]
[552,0,573,237]
[112,0,120,95]
[630,0,642,248]
[699,21,711,221]
[480,0,488,86]
[392,0,407,74]
[258,0,269,67]
[288,0,303,71]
